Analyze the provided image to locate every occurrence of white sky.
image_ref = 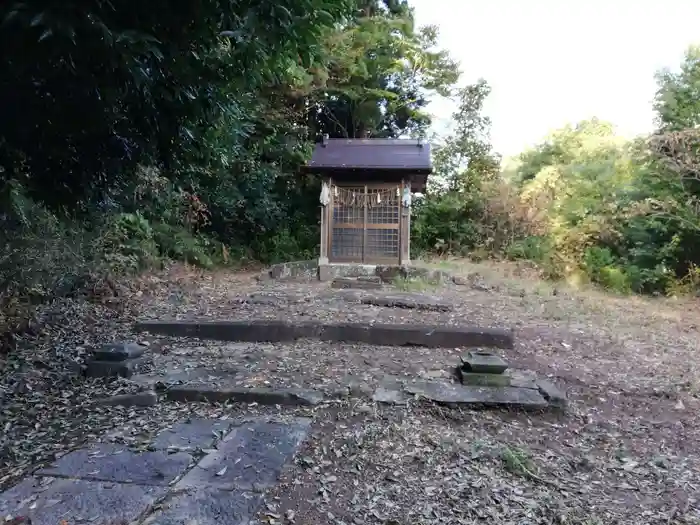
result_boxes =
[411,0,700,157]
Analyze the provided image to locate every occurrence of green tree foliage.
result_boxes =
[412,81,511,256]
[0,0,353,209]
[654,45,700,131]
[413,44,700,296]
[512,120,642,286]
[7,0,698,312]
[0,0,463,309]
[500,48,700,294]
[431,80,500,192]
[309,0,459,138]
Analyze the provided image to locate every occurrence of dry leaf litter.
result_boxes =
[1,262,699,524]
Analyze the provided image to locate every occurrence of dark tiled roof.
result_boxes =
[305,138,432,173]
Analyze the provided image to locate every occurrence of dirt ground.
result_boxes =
[1,259,699,524]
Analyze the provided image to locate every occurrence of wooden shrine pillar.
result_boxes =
[318,177,331,266]
[399,179,411,264]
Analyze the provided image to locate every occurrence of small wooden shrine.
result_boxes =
[302,137,432,266]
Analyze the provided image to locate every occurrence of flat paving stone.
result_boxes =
[361,293,453,312]
[536,379,568,409]
[178,418,311,491]
[321,289,365,301]
[37,443,193,486]
[0,476,166,525]
[372,386,409,404]
[404,380,549,409]
[151,418,235,451]
[147,487,262,525]
[132,368,240,390]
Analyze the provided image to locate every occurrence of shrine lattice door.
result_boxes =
[329,184,401,264]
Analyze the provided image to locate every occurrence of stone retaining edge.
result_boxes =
[256,260,455,284]
[134,319,515,349]
[165,386,325,406]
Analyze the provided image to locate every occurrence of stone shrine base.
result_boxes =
[258,259,456,284]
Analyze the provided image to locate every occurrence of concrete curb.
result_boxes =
[165,386,325,406]
[135,319,515,349]
[92,391,158,408]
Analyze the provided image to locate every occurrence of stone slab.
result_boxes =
[92,391,158,408]
[361,293,453,312]
[458,371,512,387]
[37,443,193,486]
[458,369,538,389]
[263,260,318,281]
[178,418,311,491]
[244,292,308,305]
[242,296,279,305]
[93,342,146,362]
[263,262,454,284]
[85,357,149,378]
[331,277,382,290]
[372,386,409,405]
[132,369,237,391]
[320,323,515,349]
[325,289,364,302]
[461,351,509,374]
[166,386,325,406]
[147,487,263,525]
[318,264,333,282]
[404,380,549,409]
[0,476,166,525]
[151,418,235,451]
[135,320,318,342]
[136,320,515,349]
[318,263,376,282]
[374,265,451,284]
[536,379,568,409]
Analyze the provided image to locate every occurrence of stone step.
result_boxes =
[135,319,515,349]
[460,350,509,374]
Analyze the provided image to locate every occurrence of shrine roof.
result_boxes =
[302,138,432,175]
